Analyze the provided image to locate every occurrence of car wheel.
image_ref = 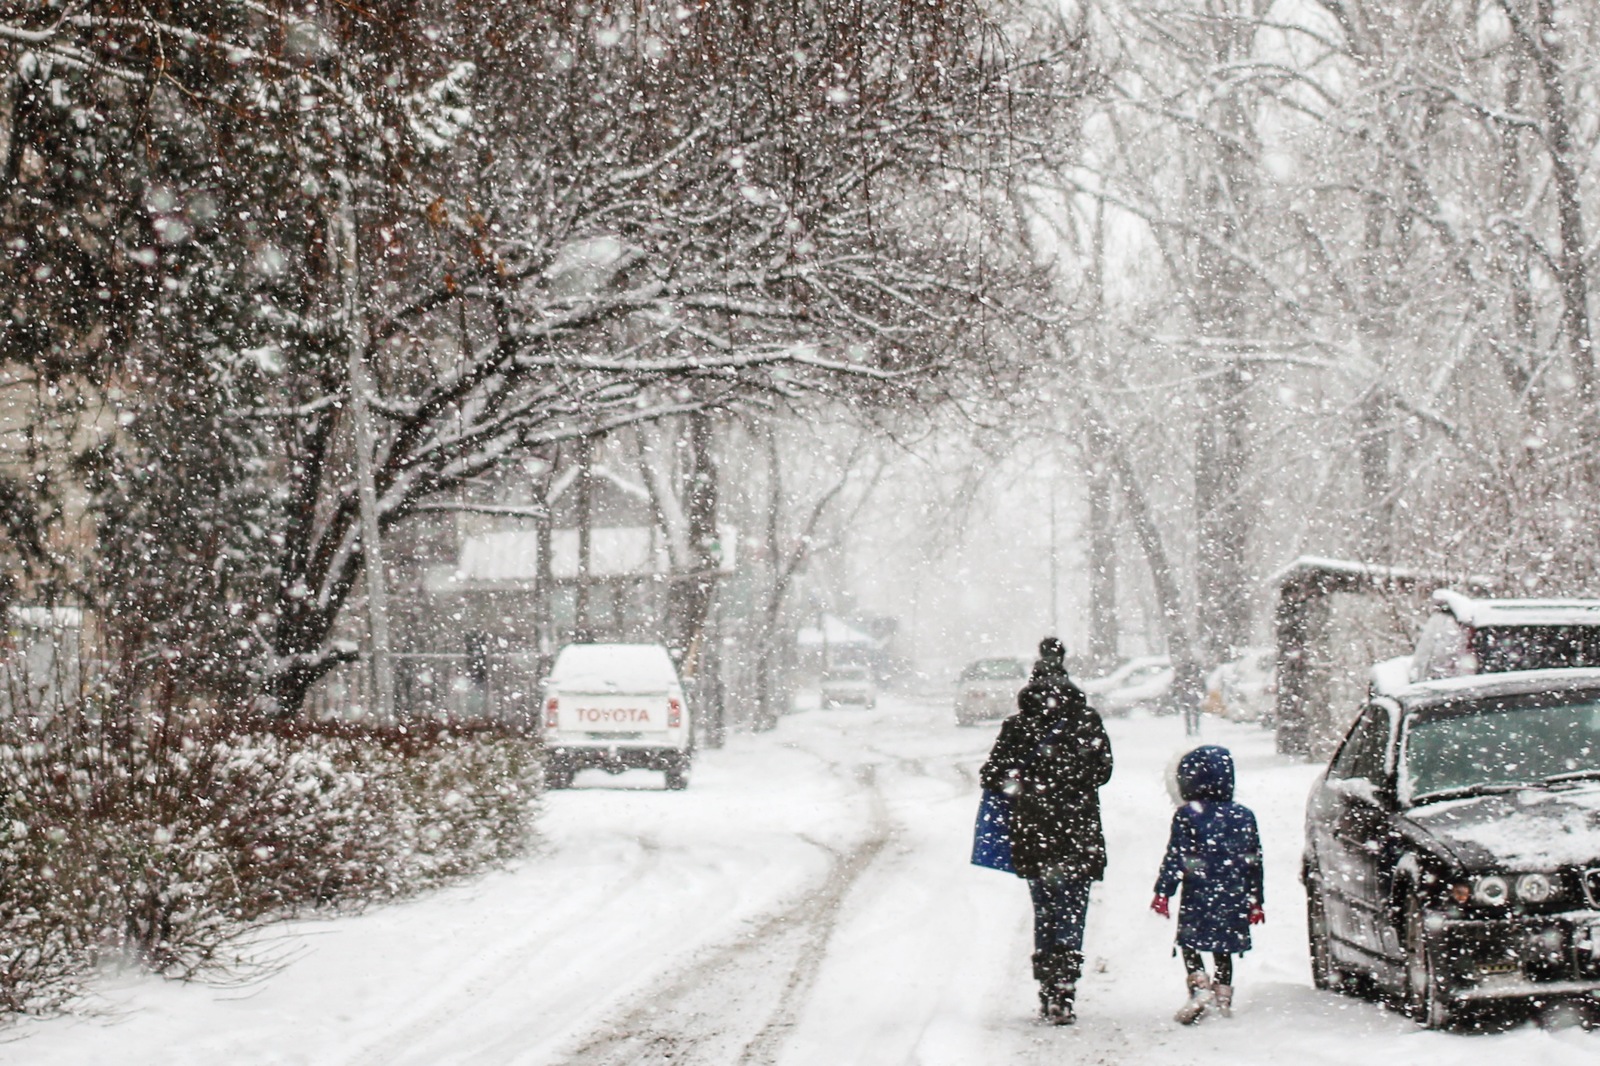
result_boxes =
[664,759,690,790]
[1404,897,1454,1029]
[546,767,572,790]
[1305,866,1340,992]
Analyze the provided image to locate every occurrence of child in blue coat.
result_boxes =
[1150,745,1264,1024]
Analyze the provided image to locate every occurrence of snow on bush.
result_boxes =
[0,709,541,1014]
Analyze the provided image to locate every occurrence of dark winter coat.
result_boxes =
[979,661,1114,881]
[1153,745,1264,954]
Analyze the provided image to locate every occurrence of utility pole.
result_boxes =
[338,160,394,724]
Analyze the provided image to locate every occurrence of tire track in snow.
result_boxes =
[342,833,669,1066]
[551,763,891,1066]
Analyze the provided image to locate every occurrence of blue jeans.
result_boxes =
[1028,873,1091,956]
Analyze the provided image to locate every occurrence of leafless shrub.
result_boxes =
[0,654,541,1014]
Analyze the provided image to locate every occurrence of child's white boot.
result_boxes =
[1212,983,1233,1018]
[1174,971,1212,1025]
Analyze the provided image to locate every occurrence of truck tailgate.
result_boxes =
[554,691,672,735]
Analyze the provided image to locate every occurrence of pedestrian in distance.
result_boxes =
[979,637,1114,1026]
[1150,744,1264,1024]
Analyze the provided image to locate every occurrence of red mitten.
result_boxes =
[1151,894,1170,918]
[1249,903,1266,925]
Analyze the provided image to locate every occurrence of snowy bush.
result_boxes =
[0,706,541,1014]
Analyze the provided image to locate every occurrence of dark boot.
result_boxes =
[1035,950,1081,1025]
[1054,950,1083,989]
[1047,979,1076,1025]
[1051,950,1081,1024]
[1032,951,1054,1021]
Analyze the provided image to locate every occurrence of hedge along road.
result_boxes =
[10,692,1600,1065]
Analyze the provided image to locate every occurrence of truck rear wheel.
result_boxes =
[664,764,689,790]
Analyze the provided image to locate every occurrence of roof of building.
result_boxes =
[1271,554,1493,591]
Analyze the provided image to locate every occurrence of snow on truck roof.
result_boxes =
[1432,589,1600,628]
[549,643,679,687]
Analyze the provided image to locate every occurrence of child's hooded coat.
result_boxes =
[1153,745,1264,954]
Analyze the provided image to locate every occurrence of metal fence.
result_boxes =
[304,652,545,726]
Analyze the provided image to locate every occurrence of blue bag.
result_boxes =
[971,788,1016,874]
[972,715,1072,876]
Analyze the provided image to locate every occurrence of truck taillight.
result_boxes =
[544,696,559,729]
[667,697,683,728]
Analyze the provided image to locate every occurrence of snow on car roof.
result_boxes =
[1393,666,1600,706]
[1369,655,1412,696]
[1433,589,1600,628]
[549,643,679,687]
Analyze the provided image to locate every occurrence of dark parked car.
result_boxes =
[1303,669,1600,1027]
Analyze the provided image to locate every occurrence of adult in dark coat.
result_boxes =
[979,637,1114,1024]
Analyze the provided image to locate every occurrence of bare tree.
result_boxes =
[0,0,1088,714]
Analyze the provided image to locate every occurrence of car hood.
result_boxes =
[1405,784,1600,870]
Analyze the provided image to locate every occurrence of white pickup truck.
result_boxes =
[541,643,693,790]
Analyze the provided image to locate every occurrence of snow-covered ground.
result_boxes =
[9,692,1599,1064]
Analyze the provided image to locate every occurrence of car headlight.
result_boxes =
[1515,872,1555,904]
[1473,874,1510,906]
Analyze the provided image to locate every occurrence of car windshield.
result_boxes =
[1402,693,1600,801]
[961,659,1024,681]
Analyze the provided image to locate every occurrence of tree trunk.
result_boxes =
[674,412,724,747]
[533,452,556,677]
[1519,0,1595,410]
[1188,2,1259,667]
[338,170,394,724]
[1086,459,1118,673]
[575,436,595,643]
[1079,399,1196,696]
[1192,356,1249,664]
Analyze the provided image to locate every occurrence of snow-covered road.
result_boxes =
[9,693,1600,1064]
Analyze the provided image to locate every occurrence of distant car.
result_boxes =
[541,643,693,790]
[1302,668,1600,1028]
[820,664,876,709]
[954,656,1029,726]
[1204,647,1277,724]
[1410,590,1600,683]
[1082,656,1174,716]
